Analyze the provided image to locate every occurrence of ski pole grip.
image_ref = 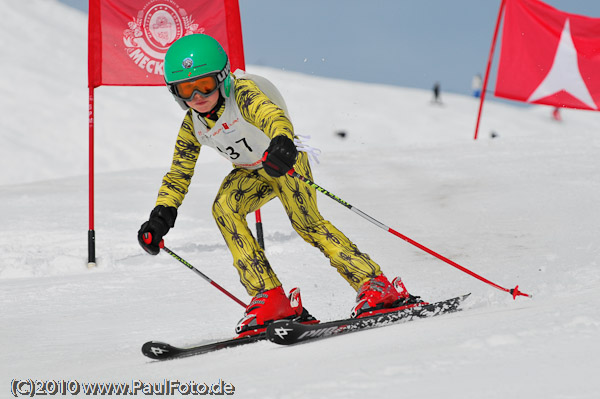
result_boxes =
[142,232,164,248]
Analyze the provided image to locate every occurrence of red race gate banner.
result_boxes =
[495,0,600,110]
[86,0,246,266]
[88,0,245,88]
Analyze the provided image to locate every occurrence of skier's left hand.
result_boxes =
[262,135,297,177]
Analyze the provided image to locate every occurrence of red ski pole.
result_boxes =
[288,170,531,300]
[143,234,247,307]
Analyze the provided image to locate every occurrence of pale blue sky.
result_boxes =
[62,0,600,96]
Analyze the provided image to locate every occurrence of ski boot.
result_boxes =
[351,274,423,318]
[236,286,318,338]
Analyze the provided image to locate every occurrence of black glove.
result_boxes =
[262,135,298,177]
[137,205,177,255]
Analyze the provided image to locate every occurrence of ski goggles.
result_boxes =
[173,75,220,100]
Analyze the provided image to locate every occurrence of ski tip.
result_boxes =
[454,293,471,303]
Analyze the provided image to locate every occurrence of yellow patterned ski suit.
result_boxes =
[156,77,382,296]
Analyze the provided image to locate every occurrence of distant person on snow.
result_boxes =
[472,73,482,98]
[552,106,562,121]
[432,81,441,103]
[137,34,419,336]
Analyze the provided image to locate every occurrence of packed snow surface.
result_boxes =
[1,1,599,398]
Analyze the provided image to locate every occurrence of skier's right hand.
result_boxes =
[137,205,177,255]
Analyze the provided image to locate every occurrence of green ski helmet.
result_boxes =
[164,34,232,110]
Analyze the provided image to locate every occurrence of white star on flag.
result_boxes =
[527,19,597,110]
[478,0,600,139]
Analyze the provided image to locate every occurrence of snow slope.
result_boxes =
[2,1,600,398]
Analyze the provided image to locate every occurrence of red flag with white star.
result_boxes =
[495,0,600,110]
[88,0,245,88]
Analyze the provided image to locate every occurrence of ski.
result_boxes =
[266,294,470,345]
[142,295,469,358]
[141,333,267,360]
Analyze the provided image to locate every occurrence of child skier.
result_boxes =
[138,34,417,335]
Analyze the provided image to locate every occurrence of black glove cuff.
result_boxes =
[150,205,178,228]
